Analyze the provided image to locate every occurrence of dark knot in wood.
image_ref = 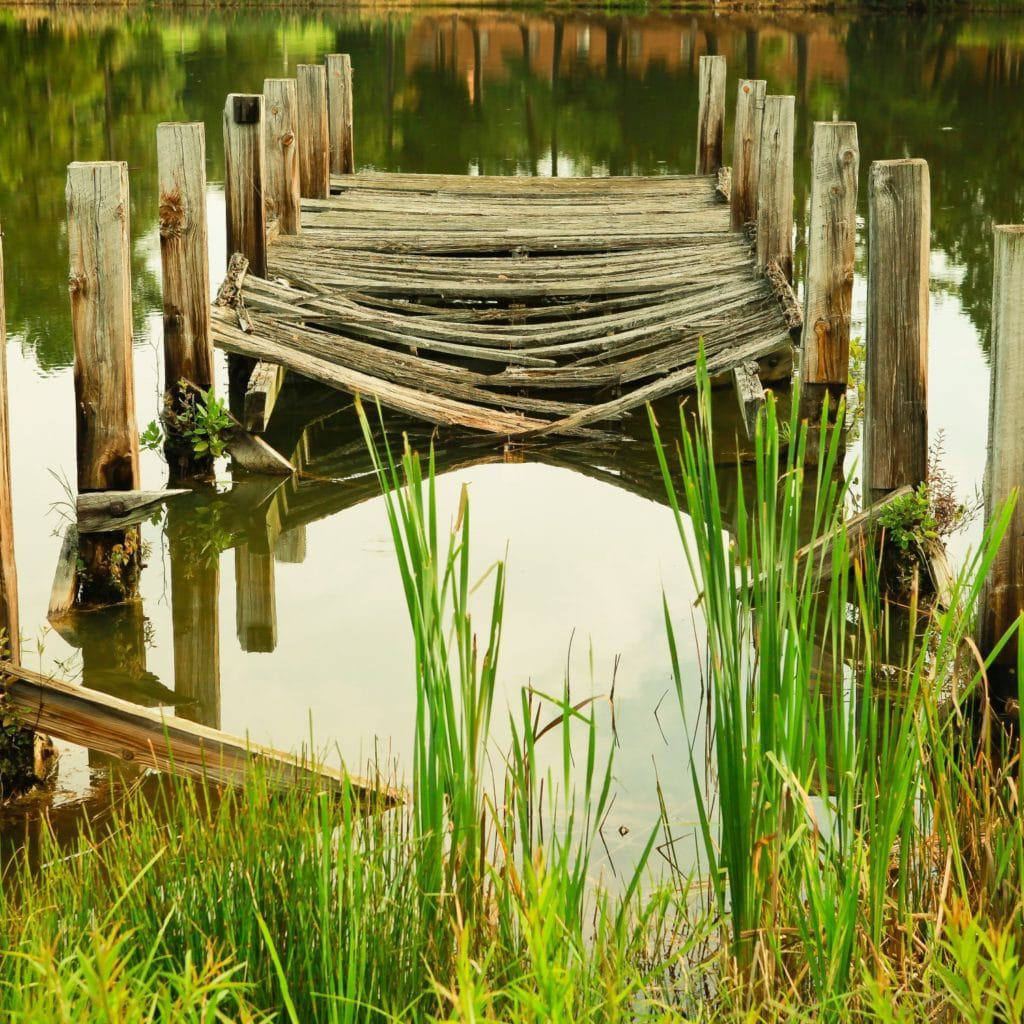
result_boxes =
[110,501,127,517]
[67,272,86,296]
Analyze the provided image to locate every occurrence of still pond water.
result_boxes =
[0,5,1020,855]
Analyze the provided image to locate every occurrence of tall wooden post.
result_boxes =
[0,224,19,662]
[297,64,330,199]
[864,159,930,505]
[326,53,355,175]
[695,54,727,175]
[730,78,765,231]
[756,95,796,282]
[802,121,859,391]
[157,123,214,480]
[978,225,1024,685]
[223,94,267,277]
[263,79,301,237]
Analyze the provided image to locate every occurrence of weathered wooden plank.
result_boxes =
[0,223,18,662]
[263,79,302,237]
[731,360,765,440]
[0,662,393,800]
[224,420,295,475]
[756,96,796,282]
[76,489,190,533]
[802,122,859,388]
[326,53,355,175]
[243,360,287,434]
[730,79,766,230]
[223,94,267,277]
[48,525,79,621]
[696,55,727,175]
[296,64,330,200]
[864,159,929,503]
[978,224,1024,679]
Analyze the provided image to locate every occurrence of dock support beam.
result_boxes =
[979,225,1024,689]
[66,161,142,606]
[297,64,330,199]
[263,78,302,237]
[695,54,726,175]
[801,121,859,403]
[864,159,930,505]
[730,78,765,231]
[326,53,355,176]
[756,95,795,283]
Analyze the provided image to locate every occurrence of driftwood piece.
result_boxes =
[77,489,190,533]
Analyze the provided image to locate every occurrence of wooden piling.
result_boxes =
[695,54,727,175]
[223,94,267,277]
[326,53,355,175]
[297,64,330,200]
[0,224,18,662]
[802,121,859,391]
[978,225,1024,682]
[730,78,766,231]
[864,159,929,504]
[756,95,796,282]
[263,79,301,237]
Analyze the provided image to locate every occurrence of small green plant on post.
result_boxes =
[147,380,233,478]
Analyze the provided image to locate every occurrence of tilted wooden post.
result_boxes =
[756,95,796,282]
[0,224,18,662]
[67,161,142,605]
[326,53,355,175]
[978,225,1024,685]
[864,159,929,505]
[802,121,859,392]
[223,94,267,277]
[296,64,330,199]
[263,78,301,237]
[730,78,766,231]
[695,54,727,175]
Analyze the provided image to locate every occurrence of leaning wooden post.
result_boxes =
[978,225,1024,687]
[67,162,143,606]
[695,54,727,175]
[296,64,330,199]
[756,95,796,282]
[864,159,930,505]
[157,122,214,480]
[801,121,859,401]
[263,78,301,237]
[730,78,766,231]
[326,53,355,175]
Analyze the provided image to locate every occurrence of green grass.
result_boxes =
[1,369,1024,1020]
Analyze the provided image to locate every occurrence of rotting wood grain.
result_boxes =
[756,96,796,282]
[326,53,355,175]
[296,64,330,199]
[264,79,302,237]
[695,55,727,175]
[223,95,267,278]
[730,79,766,231]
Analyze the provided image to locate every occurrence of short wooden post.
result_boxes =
[802,121,859,390]
[756,95,796,282]
[0,224,19,662]
[864,159,929,505]
[326,53,355,175]
[223,94,267,277]
[263,79,301,237]
[730,78,765,231]
[67,162,142,606]
[978,225,1024,683]
[695,54,727,175]
[296,64,330,199]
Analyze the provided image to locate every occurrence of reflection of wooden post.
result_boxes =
[263,79,301,237]
[296,65,330,199]
[979,225,1024,684]
[802,122,859,391]
[275,525,306,564]
[756,96,796,282]
[235,543,277,653]
[730,79,765,231]
[168,503,221,729]
[326,53,355,175]
[223,95,267,276]
[695,54,726,174]
[66,162,142,606]
[0,224,18,662]
[864,159,929,504]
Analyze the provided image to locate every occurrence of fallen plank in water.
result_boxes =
[77,489,190,533]
[1,663,397,803]
[244,361,287,433]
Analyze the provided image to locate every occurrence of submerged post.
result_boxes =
[978,225,1024,687]
[326,53,355,175]
[695,54,727,175]
[864,159,929,505]
[66,161,142,605]
[730,78,766,230]
[756,95,796,282]
[223,94,267,277]
[802,121,859,395]
[263,78,302,237]
[296,64,330,199]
